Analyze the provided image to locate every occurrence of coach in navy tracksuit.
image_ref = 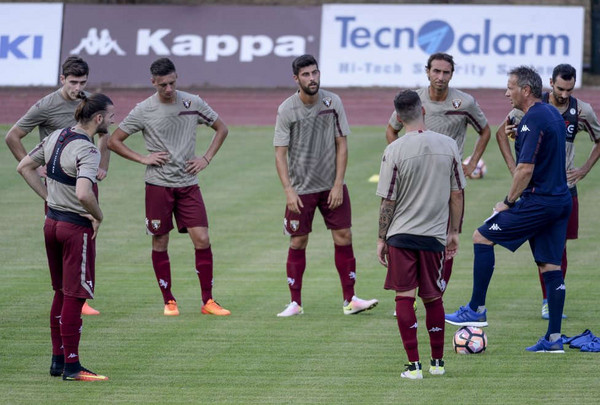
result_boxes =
[445,66,572,353]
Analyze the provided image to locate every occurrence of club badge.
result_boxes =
[183,99,191,109]
[290,220,299,232]
[151,219,161,230]
[452,99,462,109]
[322,97,332,107]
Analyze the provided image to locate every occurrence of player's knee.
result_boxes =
[332,228,352,245]
[472,229,492,245]
[289,235,308,250]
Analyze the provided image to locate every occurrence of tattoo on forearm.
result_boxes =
[378,199,395,240]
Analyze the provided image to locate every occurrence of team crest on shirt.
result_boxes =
[322,97,332,107]
[183,99,192,109]
[290,220,300,232]
[452,99,462,109]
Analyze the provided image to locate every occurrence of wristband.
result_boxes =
[202,156,210,165]
[503,196,515,208]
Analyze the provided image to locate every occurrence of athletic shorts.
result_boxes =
[384,246,445,299]
[478,195,572,266]
[283,185,351,236]
[145,183,208,235]
[44,218,96,299]
[566,195,578,240]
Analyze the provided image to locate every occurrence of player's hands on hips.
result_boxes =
[327,184,343,210]
[142,151,170,167]
[285,187,303,214]
[377,238,388,267]
[494,201,510,212]
[445,232,459,260]
[567,167,588,185]
[96,168,107,181]
[80,214,102,240]
[185,156,209,175]
[36,165,47,178]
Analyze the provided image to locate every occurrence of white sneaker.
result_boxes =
[343,295,378,315]
[401,362,423,380]
[277,301,303,317]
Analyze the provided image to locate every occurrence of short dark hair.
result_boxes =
[509,66,542,98]
[62,56,89,78]
[150,58,176,77]
[292,54,318,76]
[426,53,454,73]
[74,92,113,124]
[552,63,576,82]
[394,90,422,123]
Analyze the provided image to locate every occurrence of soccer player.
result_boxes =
[5,55,103,316]
[274,54,378,317]
[385,53,491,288]
[445,66,572,353]
[17,92,113,381]
[108,58,230,317]
[377,90,465,379]
[496,64,600,319]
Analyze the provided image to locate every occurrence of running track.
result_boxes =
[1,87,599,127]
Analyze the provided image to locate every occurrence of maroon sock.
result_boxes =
[424,298,445,360]
[61,296,84,364]
[50,290,64,356]
[334,244,356,302]
[287,248,306,306]
[195,246,213,304]
[395,296,419,363]
[152,250,175,303]
[442,257,453,287]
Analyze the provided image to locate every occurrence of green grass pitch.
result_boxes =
[1,124,599,403]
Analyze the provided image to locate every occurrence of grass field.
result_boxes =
[1,124,599,404]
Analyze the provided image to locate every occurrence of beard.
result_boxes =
[300,81,320,96]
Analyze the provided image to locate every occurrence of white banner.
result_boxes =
[0,3,63,85]
[320,5,584,88]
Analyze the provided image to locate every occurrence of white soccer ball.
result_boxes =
[463,156,487,179]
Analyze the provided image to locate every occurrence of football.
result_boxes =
[453,326,487,354]
[463,156,487,179]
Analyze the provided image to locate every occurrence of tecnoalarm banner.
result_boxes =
[61,4,320,87]
[319,4,584,88]
[0,3,63,85]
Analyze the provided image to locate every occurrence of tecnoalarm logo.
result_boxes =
[335,16,569,57]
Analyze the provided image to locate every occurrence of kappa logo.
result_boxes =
[287,277,295,286]
[86,280,93,289]
[410,322,418,329]
[428,327,443,333]
[556,284,566,291]
[452,99,462,109]
[159,278,169,289]
[70,28,126,56]
[67,353,78,359]
[489,223,502,231]
[521,124,531,132]
[349,271,356,280]
[183,99,191,109]
[322,97,332,107]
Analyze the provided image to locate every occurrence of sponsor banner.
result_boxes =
[61,5,320,87]
[320,5,584,88]
[0,3,63,86]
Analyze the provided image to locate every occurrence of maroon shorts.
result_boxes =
[384,246,445,299]
[44,218,96,299]
[283,185,352,235]
[145,183,208,235]
[566,195,578,240]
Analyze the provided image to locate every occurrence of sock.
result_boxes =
[425,298,445,360]
[287,248,306,306]
[442,257,453,287]
[50,290,64,356]
[468,244,495,311]
[61,296,84,364]
[539,246,568,301]
[543,270,565,339]
[195,246,213,304]
[334,244,356,303]
[152,250,175,304]
[395,296,419,363]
